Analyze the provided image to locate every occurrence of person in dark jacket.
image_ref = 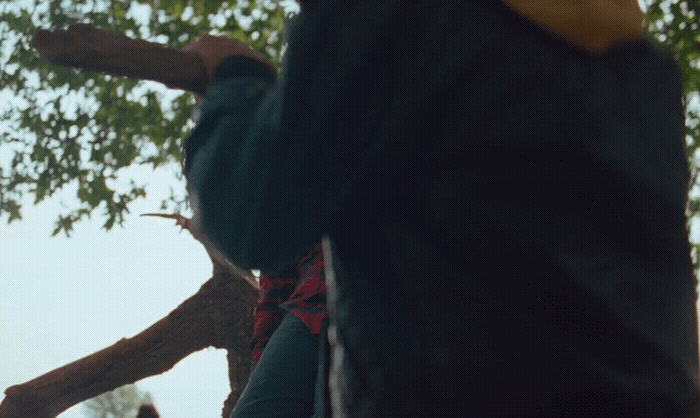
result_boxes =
[185,1,700,415]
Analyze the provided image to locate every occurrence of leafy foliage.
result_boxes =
[0,0,294,234]
[2,0,700,264]
[82,384,152,418]
[643,0,700,263]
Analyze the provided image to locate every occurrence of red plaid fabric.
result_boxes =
[251,243,327,366]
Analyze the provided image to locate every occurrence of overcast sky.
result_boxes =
[0,164,234,417]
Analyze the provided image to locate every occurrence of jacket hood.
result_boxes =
[501,0,646,52]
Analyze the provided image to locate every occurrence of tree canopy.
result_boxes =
[1,0,700,258]
[0,0,294,234]
[82,384,153,418]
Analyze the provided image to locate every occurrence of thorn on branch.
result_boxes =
[141,213,260,291]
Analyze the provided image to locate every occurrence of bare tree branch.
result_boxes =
[32,24,207,95]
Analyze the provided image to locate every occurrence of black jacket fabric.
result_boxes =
[185,1,700,415]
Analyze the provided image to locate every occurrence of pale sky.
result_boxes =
[0,164,233,417]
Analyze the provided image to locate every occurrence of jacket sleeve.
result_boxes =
[184,55,322,271]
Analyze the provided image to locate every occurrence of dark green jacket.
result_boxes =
[185,1,699,415]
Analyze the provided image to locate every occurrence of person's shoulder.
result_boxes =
[501,0,645,52]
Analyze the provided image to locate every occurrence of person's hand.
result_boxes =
[185,34,276,87]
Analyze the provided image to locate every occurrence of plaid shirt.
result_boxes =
[251,243,327,366]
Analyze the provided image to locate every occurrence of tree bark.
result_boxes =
[32,24,207,95]
[0,238,259,418]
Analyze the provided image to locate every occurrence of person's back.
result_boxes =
[183,0,700,415]
[315,1,699,415]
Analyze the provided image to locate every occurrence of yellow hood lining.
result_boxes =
[501,0,646,53]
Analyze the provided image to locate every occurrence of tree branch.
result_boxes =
[32,24,207,95]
